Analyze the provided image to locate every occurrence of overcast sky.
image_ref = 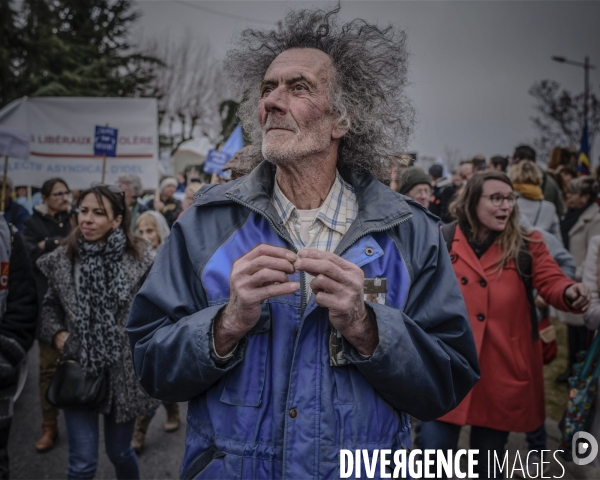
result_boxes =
[135,0,600,164]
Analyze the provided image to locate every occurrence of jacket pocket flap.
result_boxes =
[181,445,226,480]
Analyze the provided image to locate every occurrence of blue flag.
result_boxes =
[222,125,244,156]
[578,121,590,176]
[203,125,244,176]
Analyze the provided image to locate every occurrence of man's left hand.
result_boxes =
[565,283,591,312]
[295,248,378,356]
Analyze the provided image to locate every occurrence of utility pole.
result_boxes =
[552,55,596,126]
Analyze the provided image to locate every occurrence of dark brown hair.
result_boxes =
[64,185,143,260]
[41,178,69,198]
[450,171,533,274]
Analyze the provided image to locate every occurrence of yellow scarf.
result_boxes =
[513,183,544,201]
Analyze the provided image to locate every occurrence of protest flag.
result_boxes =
[578,121,590,176]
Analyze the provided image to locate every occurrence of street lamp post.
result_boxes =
[552,55,596,125]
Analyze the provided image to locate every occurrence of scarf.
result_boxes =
[560,200,594,250]
[459,221,500,259]
[75,229,129,377]
[513,183,544,201]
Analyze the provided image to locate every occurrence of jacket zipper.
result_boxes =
[225,192,413,479]
[225,194,308,316]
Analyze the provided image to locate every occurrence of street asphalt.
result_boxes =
[8,343,600,479]
[10,342,187,479]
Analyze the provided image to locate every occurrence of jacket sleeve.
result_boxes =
[583,236,600,330]
[38,283,67,346]
[22,218,44,266]
[548,214,563,247]
[23,219,62,267]
[530,232,575,310]
[126,222,247,402]
[341,227,480,421]
[1,231,37,353]
[541,229,576,279]
[577,219,600,281]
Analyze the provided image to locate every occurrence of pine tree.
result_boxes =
[0,0,25,107]
[0,0,158,108]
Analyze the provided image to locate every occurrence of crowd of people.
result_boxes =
[0,172,204,479]
[0,5,599,479]
[1,142,599,480]
[0,139,597,480]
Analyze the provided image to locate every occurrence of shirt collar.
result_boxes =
[272,171,354,235]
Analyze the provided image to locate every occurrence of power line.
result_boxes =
[173,1,276,26]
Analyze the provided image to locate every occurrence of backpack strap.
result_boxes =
[441,221,458,252]
[517,240,539,341]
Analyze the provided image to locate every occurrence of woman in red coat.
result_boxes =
[421,171,590,479]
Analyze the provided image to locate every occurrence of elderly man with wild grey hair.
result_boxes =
[127,6,479,479]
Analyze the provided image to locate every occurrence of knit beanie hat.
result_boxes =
[399,167,431,195]
[159,177,178,194]
[428,164,444,179]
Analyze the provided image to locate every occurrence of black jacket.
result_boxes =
[0,224,37,394]
[147,197,182,229]
[23,205,72,321]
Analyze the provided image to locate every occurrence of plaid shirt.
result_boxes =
[272,171,358,302]
[272,171,358,253]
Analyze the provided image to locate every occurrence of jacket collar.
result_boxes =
[33,204,70,222]
[196,160,414,253]
[451,226,488,279]
[569,202,600,237]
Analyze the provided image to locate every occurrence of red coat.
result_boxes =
[438,228,574,432]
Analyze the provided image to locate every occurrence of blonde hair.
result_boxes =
[510,160,543,186]
[135,211,170,249]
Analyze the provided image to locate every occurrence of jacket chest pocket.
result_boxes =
[220,303,271,407]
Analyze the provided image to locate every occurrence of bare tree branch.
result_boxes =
[529,80,599,163]
[143,32,237,155]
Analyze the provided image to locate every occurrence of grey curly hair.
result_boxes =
[224,5,414,182]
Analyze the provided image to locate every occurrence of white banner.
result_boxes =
[0,97,159,189]
[0,125,29,159]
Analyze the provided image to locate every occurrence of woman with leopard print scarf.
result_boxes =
[37,185,159,480]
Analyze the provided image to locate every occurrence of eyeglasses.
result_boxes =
[482,193,518,207]
[51,190,71,198]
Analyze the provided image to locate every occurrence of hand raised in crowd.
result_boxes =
[214,244,299,356]
[53,331,70,355]
[565,283,591,312]
[295,248,379,356]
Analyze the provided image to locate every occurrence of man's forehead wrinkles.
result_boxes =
[261,73,318,88]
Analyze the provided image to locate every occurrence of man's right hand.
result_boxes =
[213,244,299,356]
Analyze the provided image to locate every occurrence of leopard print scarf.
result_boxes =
[76,228,129,377]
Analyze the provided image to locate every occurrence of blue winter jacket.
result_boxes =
[126,161,479,480]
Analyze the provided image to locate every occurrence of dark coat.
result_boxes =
[0,223,37,425]
[1,226,37,353]
[4,201,29,234]
[127,161,480,478]
[147,197,182,229]
[37,241,160,423]
[23,205,72,324]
